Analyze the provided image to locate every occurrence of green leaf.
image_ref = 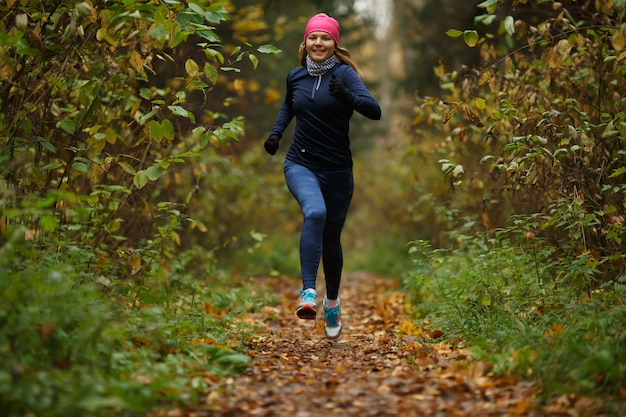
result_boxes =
[474,14,496,26]
[149,120,164,141]
[257,44,281,54]
[139,109,157,125]
[250,230,266,242]
[168,105,190,118]
[39,214,58,232]
[205,11,228,24]
[162,119,174,140]
[105,128,119,144]
[146,165,165,181]
[478,0,499,14]
[188,2,204,14]
[72,161,88,172]
[248,53,259,69]
[41,162,63,171]
[21,117,32,134]
[440,162,454,173]
[205,63,218,85]
[150,119,175,142]
[504,16,515,36]
[134,170,148,189]
[38,137,57,153]
[60,119,75,135]
[173,151,201,158]
[445,29,464,38]
[198,29,220,42]
[464,30,479,47]
[452,165,465,178]
[118,161,136,174]
[609,166,626,178]
[139,88,151,100]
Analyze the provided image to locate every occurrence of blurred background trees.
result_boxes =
[2,0,625,284]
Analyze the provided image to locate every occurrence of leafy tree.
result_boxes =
[0,0,278,277]
[417,0,626,287]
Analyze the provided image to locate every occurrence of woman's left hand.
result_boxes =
[329,74,349,102]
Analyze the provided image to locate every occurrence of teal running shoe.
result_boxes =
[296,289,317,319]
[323,296,342,339]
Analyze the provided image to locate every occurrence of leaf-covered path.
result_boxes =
[202,272,568,416]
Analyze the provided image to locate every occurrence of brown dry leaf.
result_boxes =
[158,273,580,417]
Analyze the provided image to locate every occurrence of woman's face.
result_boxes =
[305,31,336,62]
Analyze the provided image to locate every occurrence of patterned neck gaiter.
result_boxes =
[306,54,337,76]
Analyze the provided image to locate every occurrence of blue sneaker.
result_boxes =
[296,289,317,319]
[323,297,342,339]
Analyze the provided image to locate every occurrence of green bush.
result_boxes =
[0,225,134,416]
[0,225,261,417]
[405,219,626,413]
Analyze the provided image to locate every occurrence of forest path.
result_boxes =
[201,272,568,417]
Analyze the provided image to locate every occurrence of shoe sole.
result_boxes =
[296,305,317,319]
[325,326,342,339]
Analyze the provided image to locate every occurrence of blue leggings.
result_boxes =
[283,160,354,300]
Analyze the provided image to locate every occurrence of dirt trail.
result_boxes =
[204,272,566,416]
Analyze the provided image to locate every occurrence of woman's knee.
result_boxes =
[303,206,326,222]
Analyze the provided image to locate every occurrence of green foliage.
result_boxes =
[405,228,626,412]
[416,0,626,288]
[409,8,626,405]
[0,225,263,416]
[0,0,278,257]
[0,4,282,411]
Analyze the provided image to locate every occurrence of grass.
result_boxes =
[403,235,626,414]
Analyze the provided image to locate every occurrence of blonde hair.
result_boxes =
[298,43,362,77]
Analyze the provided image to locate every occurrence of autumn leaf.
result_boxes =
[185,58,200,76]
[612,23,626,51]
[198,273,574,416]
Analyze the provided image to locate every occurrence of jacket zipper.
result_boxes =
[311,74,322,98]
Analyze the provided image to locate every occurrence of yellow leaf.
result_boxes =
[547,47,561,69]
[508,399,532,415]
[171,231,181,246]
[478,69,493,86]
[190,220,208,232]
[556,39,571,56]
[128,254,142,275]
[185,58,199,76]
[612,23,626,52]
[129,50,144,72]
[396,320,427,336]
[475,97,486,110]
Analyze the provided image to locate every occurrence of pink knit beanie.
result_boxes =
[304,13,340,45]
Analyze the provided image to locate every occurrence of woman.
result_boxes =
[264,13,381,339]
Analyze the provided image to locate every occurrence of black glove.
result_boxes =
[264,135,280,155]
[329,74,349,102]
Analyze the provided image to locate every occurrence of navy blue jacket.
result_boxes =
[270,63,381,171]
